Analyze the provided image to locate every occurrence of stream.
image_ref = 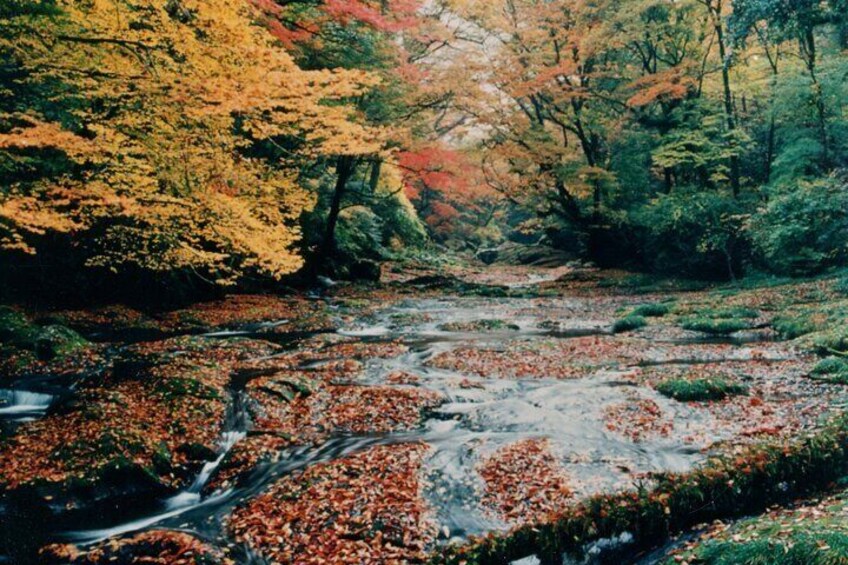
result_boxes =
[0,292,809,563]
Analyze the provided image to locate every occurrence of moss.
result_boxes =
[812,328,848,355]
[0,307,40,349]
[834,276,848,297]
[630,303,671,318]
[809,357,848,384]
[679,306,760,336]
[0,308,88,360]
[34,325,88,360]
[612,315,647,333]
[655,378,748,402]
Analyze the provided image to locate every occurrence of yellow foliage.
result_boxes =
[0,0,384,282]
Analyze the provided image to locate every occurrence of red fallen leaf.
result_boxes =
[478,438,572,525]
[228,443,436,564]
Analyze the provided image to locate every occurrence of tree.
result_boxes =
[0,0,382,286]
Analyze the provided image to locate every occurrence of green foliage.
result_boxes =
[750,176,848,275]
[336,206,384,261]
[632,191,748,279]
[612,315,648,333]
[656,378,748,401]
[812,328,848,355]
[835,276,848,296]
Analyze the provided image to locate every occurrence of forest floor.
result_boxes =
[2,261,848,564]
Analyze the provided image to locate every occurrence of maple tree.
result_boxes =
[0,0,383,285]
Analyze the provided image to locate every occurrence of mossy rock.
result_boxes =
[0,307,40,349]
[0,308,88,360]
[612,315,647,333]
[34,325,88,360]
[439,319,520,332]
[656,378,748,402]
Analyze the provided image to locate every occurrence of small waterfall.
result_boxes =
[165,431,245,509]
[0,389,54,417]
[66,429,246,544]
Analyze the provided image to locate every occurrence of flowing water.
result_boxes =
[0,293,805,563]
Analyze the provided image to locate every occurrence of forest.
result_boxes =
[1,0,847,564]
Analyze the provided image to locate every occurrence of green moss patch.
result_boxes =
[809,357,848,385]
[681,318,751,335]
[680,306,760,336]
[0,307,88,360]
[656,378,748,402]
[630,303,671,318]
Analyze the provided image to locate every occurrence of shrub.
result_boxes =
[655,378,748,401]
[749,176,848,276]
[612,316,647,333]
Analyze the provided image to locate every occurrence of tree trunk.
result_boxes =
[801,28,830,169]
[317,155,356,268]
[711,3,741,197]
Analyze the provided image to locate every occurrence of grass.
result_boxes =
[612,315,647,333]
[630,303,671,318]
[434,413,848,565]
[655,378,748,402]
